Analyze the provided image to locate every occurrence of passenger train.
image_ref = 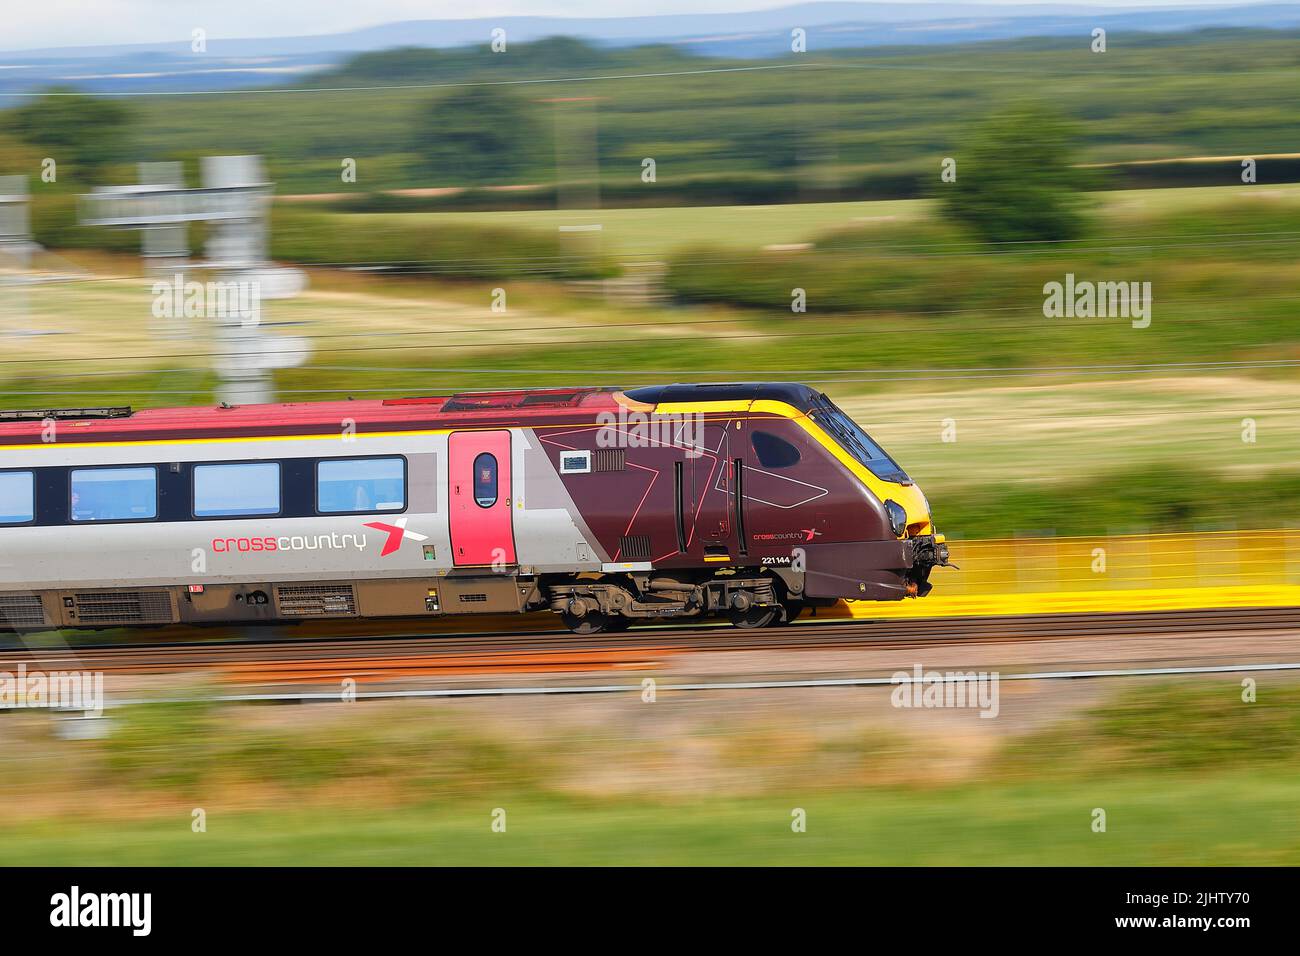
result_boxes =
[0,383,950,633]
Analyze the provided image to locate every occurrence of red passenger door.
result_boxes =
[449,430,516,566]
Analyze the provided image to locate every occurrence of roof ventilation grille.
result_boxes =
[0,407,132,422]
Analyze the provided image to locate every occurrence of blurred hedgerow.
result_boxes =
[937,104,1099,245]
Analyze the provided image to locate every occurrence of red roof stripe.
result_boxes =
[0,388,625,446]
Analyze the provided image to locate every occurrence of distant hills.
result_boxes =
[2,2,1300,95]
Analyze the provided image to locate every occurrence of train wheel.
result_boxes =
[729,605,781,629]
[777,600,806,625]
[560,611,624,635]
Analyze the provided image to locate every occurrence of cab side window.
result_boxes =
[751,431,801,469]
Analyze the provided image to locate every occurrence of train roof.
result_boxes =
[0,383,820,446]
[623,382,820,410]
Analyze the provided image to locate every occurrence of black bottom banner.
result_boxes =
[0,867,1279,942]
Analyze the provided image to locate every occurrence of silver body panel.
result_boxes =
[0,428,599,592]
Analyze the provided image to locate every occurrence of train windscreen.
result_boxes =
[809,395,911,484]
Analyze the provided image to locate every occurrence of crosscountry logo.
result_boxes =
[363,517,430,556]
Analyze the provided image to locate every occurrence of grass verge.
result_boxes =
[0,678,1296,864]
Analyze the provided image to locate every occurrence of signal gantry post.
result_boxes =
[0,176,36,336]
[80,155,309,405]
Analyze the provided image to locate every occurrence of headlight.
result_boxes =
[884,499,907,538]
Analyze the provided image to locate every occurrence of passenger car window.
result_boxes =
[194,462,281,517]
[473,453,498,507]
[751,431,801,468]
[317,457,405,513]
[0,471,34,524]
[70,467,157,521]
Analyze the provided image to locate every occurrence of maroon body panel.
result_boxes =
[536,413,893,569]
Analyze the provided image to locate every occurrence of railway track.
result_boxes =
[3,606,1299,683]
[175,661,1300,706]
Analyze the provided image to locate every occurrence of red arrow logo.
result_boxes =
[363,517,430,556]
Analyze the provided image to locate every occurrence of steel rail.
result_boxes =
[52,660,1293,710]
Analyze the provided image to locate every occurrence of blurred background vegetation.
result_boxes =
[5,32,1300,198]
[1,27,1298,538]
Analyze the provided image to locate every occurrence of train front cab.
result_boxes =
[786,397,951,605]
[643,386,950,615]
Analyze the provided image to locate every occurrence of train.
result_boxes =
[0,382,950,633]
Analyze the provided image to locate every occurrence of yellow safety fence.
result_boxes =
[845,529,1300,619]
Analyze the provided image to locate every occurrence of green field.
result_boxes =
[6,777,1300,865]
[340,182,1300,257]
[341,197,928,257]
[2,679,1297,865]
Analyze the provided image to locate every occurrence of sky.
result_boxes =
[0,0,1270,52]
